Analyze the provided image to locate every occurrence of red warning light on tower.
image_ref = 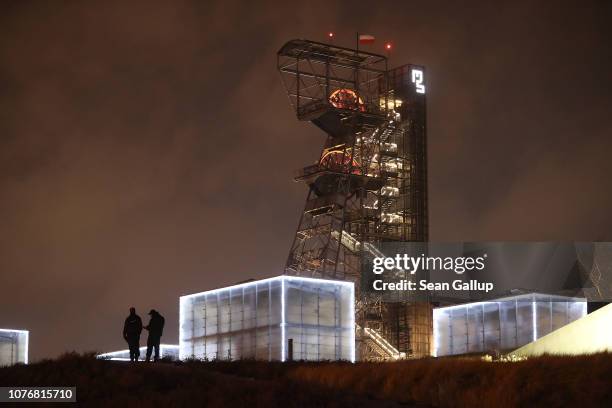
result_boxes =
[385,43,392,51]
[328,32,334,39]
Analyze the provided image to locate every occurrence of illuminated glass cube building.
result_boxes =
[179,276,355,362]
[433,293,587,356]
[97,344,179,361]
[0,329,28,366]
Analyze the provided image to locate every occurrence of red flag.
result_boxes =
[358,34,375,44]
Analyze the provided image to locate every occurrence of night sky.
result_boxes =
[1,1,611,361]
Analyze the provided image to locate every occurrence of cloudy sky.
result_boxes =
[1,0,611,360]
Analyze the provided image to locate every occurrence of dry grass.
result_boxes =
[287,354,612,407]
[0,353,394,407]
[1,353,611,407]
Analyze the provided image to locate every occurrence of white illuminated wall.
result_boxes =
[433,293,586,357]
[97,344,179,361]
[180,276,355,362]
[0,329,28,366]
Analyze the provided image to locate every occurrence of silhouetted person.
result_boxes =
[144,309,165,362]
[123,307,142,362]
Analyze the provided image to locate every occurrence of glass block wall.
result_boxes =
[433,293,586,356]
[180,276,355,361]
[97,344,179,361]
[0,329,28,366]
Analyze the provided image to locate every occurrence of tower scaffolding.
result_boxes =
[278,39,431,360]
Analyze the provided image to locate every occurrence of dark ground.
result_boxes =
[1,353,611,407]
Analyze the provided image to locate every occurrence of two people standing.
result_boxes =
[122,307,165,362]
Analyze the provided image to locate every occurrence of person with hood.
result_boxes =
[144,309,165,362]
[122,307,143,362]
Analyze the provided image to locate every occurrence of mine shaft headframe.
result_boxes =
[277,39,389,122]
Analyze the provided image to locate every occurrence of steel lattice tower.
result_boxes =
[278,39,431,360]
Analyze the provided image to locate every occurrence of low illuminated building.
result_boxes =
[433,293,586,357]
[0,328,28,366]
[179,276,355,362]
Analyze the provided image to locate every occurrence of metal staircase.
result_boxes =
[357,325,406,361]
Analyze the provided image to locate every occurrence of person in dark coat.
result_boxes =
[144,309,165,362]
[123,307,143,362]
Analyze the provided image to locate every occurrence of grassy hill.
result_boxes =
[1,353,611,407]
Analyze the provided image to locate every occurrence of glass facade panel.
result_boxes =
[434,294,586,356]
[466,306,482,353]
[449,308,467,355]
[180,276,355,361]
[515,300,534,345]
[499,301,517,349]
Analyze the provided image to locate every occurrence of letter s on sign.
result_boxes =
[411,69,425,94]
